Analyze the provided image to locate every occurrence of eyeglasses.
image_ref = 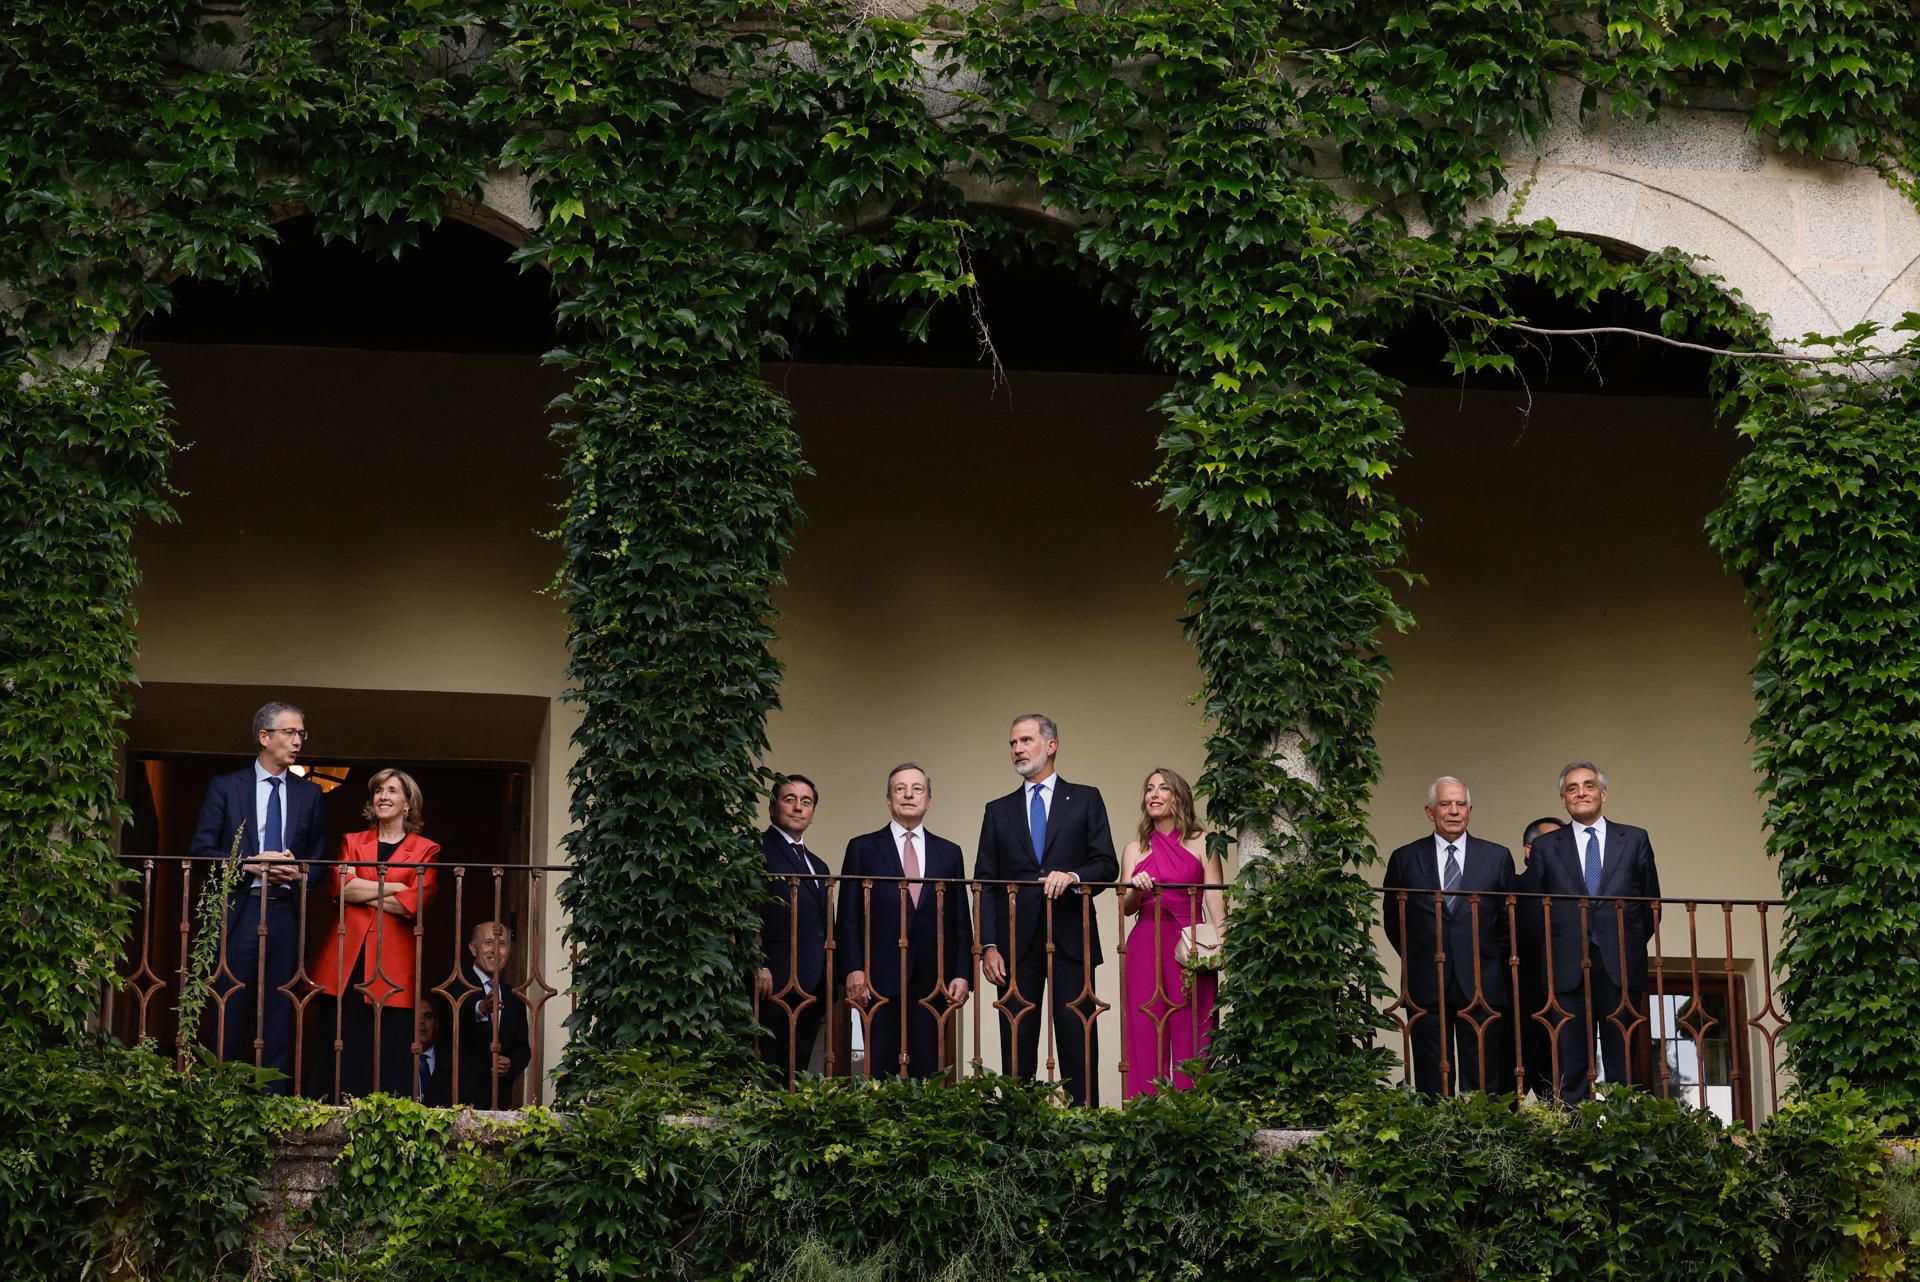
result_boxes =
[268,727,310,741]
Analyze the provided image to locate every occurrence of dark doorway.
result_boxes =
[109,753,536,1091]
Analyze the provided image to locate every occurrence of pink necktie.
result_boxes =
[901,830,922,906]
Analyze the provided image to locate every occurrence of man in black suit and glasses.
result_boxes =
[756,773,831,1078]
[975,714,1118,1106]
[1533,760,1662,1103]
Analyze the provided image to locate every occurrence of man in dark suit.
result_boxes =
[1533,760,1662,1103]
[975,714,1118,1106]
[415,1005,451,1107]
[448,920,532,1108]
[1382,776,1515,1095]
[757,773,831,1079]
[188,701,327,1092]
[1513,815,1565,1099]
[839,764,973,1081]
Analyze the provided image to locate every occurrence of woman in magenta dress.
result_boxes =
[1120,767,1227,1099]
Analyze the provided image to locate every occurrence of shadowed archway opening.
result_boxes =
[1367,264,1768,1122]
[117,213,573,1102]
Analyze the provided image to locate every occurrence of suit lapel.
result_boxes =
[238,772,262,857]
[1596,826,1629,896]
[1464,839,1501,892]
[1551,832,1582,890]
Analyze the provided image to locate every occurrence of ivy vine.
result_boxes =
[5,0,1920,1124]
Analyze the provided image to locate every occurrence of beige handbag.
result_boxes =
[1175,918,1223,968]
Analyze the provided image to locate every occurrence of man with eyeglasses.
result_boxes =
[189,701,327,1092]
[1531,760,1661,1103]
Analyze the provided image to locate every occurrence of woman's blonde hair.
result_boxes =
[1136,766,1203,846]
[361,767,425,835]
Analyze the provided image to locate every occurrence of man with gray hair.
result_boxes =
[188,700,327,1092]
[1382,776,1515,1095]
[975,715,1117,1106]
[838,763,972,1081]
[1531,760,1662,1103]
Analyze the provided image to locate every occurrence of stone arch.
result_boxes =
[1493,92,1920,351]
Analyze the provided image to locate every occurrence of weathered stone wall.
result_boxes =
[1493,83,1918,351]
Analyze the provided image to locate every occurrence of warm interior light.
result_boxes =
[295,764,352,794]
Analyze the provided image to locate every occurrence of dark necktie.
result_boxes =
[263,776,283,853]
[1443,843,1461,913]
[418,1051,433,1097]
[1583,826,1602,896]
[1029,784,1047,860]
[792,842,822,898]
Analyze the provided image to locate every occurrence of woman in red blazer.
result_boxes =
[309,768,439,1101]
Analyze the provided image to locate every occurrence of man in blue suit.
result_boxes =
[975,715,1117,1106]
[1382,776,1515,1095]
[839,764,972,1081]
[756,773,831,1079]
[1533,759,1662,1103]
[188,701,326,1092]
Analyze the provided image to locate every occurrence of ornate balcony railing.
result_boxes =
[103,857,1791,1119]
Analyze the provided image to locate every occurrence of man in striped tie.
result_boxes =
[1383,776,1515,1096]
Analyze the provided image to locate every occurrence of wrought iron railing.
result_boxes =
[104,857,1791,1118]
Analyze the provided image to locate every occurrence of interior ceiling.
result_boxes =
[127,213,1714,395]
[133,216,557,355]
[127,682,550,764]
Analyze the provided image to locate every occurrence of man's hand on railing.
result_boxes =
[945,978,968,1004]
[756,967,773,998]
[241,853,302,883]
[846,970,871,1006]
[1042,870,1079,898]
[981,946,1006,986]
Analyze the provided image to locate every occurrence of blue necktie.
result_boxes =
[1029,783,1047,860]
[264,776,284,853]
[1583,826,1601,896]
[1443,843,1461,913]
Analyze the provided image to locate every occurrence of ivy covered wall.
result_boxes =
[5,0,1920,1128]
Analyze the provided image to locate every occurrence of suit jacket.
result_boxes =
[189,765,326,885]
[418,1040,452,1107]
[446,969,532,1107]
[760,826,830,994]
[1382,834,1514,1007]
[1535,819,1661,992]
[975,778,1118,965]
[836,826,973,997]
[308,830,440,1007]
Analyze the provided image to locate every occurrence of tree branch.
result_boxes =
[1412,292,1892,365]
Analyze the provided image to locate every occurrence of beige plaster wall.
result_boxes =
[761,361,1205,875]
[123,346,1777,1100]
[131,344,571,696]
[129,341,578,1093]
[1372,389,1768,890]
[1370,389,1781,1104]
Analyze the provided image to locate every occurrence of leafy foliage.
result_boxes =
[7,0,1920,1131]
[1708,321,1920,1125]
[233,1069,1920,1280]
[0,1039,290,1282]
[0,356,177,1046]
